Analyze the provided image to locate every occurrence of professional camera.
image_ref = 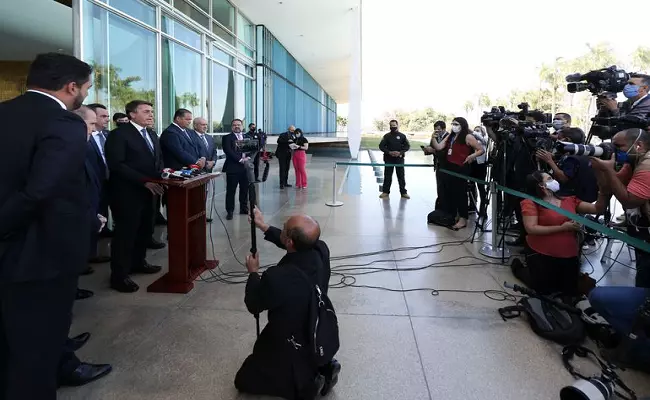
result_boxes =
[554,141,616,160]
[235,138,260,153]
[566,65,629,96]
[589,115,650,140]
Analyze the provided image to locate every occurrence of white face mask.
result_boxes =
[545,179,560,193]
[451,125,461,133]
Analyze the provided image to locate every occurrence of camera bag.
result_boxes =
[427,210,456,228]
[499,295,586,345]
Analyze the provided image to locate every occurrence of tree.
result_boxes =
[373,119,387,132]
[176,92,199,108]
[92,62,155,116]
[337,116,348,131]
[478,93,492,109]
[632,46,650,71]
[463,100,475,120]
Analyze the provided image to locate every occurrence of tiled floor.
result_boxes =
[60,152,650,400]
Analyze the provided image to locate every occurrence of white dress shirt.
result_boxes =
[27,89,66,109]
[91,131,107,164]
[131,121,154,150]
[173,122,192,140]
[632,93,649,109]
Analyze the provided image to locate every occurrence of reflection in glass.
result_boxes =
[175,0,210,29]
[238,43,254,59]
[212,45,234,66]
[83,0,156,129]
[190,0,209,14]
[237,12,254,47]
[212,22,235,46]
[235,73,253,124]
[162,14,201,49]
[162,39,202,127]
[101,0,155,26]
[212,0,235,32]
[212,63,235,133]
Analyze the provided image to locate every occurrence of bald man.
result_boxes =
[192,117,216,171]
[235,208,340,400]
[276,125,296,188]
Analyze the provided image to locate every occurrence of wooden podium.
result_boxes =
[147,172,221,294]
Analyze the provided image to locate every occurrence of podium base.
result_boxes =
[147,259,219,294]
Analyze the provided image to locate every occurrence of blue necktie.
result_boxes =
[141,128,154,154]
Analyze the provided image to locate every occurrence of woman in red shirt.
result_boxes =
[430,117,484,229]
[512,171,609,294]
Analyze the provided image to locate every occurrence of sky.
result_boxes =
[343,0,650,125]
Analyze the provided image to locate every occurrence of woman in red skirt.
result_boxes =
[292,128,309,189]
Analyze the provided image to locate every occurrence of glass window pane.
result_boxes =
[237,12,254,47]
[238,43,254,59]
[83,0,156,129]
[189,0,209,14]
[212,45,234,66]
[212,22,235,46]
[162,39,202,127]
[175,0,210,29]
[237,61,253,77]
[100,0,155,26]
[212,0,234,32]
[162,15,201,49]
[245,78,253,125]
[211,63,235,133]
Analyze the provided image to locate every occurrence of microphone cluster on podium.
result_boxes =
[161,165,206,180]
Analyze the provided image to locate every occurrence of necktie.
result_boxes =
[201,134,209,150]
[97,131,106,150]
[141,128,154,154]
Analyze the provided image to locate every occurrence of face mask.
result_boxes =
[474,130,481,135]
[624,84,640,99]
[116,121,129,127]
[552,120,565,131]
[617,129,644,164]
[451,125,461,133]
[545,179,560,193]
[390,127,398,132]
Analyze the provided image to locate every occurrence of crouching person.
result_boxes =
[235,207,341,400]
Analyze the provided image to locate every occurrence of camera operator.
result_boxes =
[536,127,599,203]
[550,112,572,140]
[591,128,650,288]
[511,171,609,294]
[423,121,449,208]
[235,208,340,400]
[600,74,650,119]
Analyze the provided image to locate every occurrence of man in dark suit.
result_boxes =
[104,100,164,293]
[276,125,296,188]
[0,53,93,400]
[222,119,250,220]
[247,123,266,182]
[192,116,216,171]
[87,103,113,239]
[160,108,205,171]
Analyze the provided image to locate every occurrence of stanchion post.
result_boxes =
[326,162,344,207]
[480,181,510,260]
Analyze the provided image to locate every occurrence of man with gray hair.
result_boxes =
[192,117,216,171]
[600,73,650,119]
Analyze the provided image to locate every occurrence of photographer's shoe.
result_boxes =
[401,193,410,199]
[601,341,650,373]
[379,193,389,199]
[320,359,341,396]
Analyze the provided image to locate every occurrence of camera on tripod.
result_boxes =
[235,138,260,153]
[589,115,650,140]
[566,65,629,96]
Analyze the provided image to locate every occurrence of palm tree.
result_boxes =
[463,100,474,121]
[632,46,650,71]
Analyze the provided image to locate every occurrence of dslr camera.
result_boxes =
[589,114,649,140]
[566,65,629,96]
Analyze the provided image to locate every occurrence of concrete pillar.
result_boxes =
[347,3,362,159]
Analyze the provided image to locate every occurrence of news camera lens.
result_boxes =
[560,378,614,400]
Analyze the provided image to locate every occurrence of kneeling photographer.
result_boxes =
[511,171,609,295]
[235,208,340,400]
[591,128,650,288]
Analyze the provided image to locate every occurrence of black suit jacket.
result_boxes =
[104,122,163,197]
[276,131,295,155]
[222,132,250,174]
[192,130,217,163]
[85,157,102,234]
[0,92,90,283]
[87,135,108,182]
[159,123,202,170]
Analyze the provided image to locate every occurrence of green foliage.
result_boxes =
[92,63,155,116]
[373,107,448,132]
[337,116,348,127]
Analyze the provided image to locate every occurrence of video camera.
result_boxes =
[235,138,260,153]
[482,103,553,151]
[566,65,629,96]
[589,114,650,140]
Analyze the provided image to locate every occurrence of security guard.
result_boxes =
[379,119,410,199]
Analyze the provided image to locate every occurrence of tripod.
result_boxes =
[470,161,492,243]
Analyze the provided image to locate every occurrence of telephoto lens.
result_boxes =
[554,142,616,160]
[560,377,614,400]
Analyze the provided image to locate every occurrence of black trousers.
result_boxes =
[277,152,292,186]
[253,152,261,180]
[635,249,650,288]
[382,157,406,194]
[226,171,249,213]
[110,190,155,280]
[512,252,580,295]
[0,274,78,400]
[58,338,81,378]
[470,163,488,214]
[442,163,470,219]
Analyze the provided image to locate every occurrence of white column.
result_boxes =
[347,3,362,159]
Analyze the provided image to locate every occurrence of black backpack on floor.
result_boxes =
[427,209,456,228]
[293,266,340,367]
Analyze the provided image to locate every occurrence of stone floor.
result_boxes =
[60,152,649,400]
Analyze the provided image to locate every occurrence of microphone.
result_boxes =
[161,168,186,180]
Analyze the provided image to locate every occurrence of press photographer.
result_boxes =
[550,112,572,140]
[591,128,650,288]
[599,74,650,119]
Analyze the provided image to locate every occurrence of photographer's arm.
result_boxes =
[536,150,569,183]
[245,270,282,315]
[600,164,647,209]
[430,135,448,151]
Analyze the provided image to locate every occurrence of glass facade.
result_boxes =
[77,0,337,136]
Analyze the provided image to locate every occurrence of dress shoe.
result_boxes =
[226,212,234,220]
[99,228,113,238]
[401,193,410,199]
[319,359,341,396]
[81,266,95,275]
[280,185,285,189]
[255,179,261,183]
[155,214,168,226]
[68,332,91,351]
[132,262,162,274]
[88,256,111,264]
[59,362,113,387]
[240,208,249,215]
[285,184,293,187]
[206,218,213,223]
[147,239,166,249]
[111,277,139,293]
[76,288,94,300]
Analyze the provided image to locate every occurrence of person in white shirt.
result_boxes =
[470,126,489,217]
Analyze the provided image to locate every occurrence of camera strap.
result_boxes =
[562,345,637,400]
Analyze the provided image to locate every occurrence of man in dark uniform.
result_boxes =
[235,208,341,400]
[222,119,251,220]
[248,123,265,182]
[276,125,296,188]
[0,53,92,400]
[379,119,410,199]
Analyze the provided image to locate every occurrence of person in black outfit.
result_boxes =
[104,100,164,293]
[277,125,296,188]
[0,53,92,400]
[236,207,341,400]
[87,103,114,240]
[424,120,450,208]
[248,123,266,182]
[112,112,129,127]
[379,120,410,199]
[222,119,250,220]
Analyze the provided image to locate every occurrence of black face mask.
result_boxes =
[116,121,129,127]
[390,127,398,132]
